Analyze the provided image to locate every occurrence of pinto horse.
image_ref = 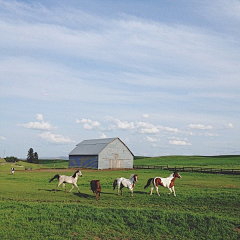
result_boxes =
[113,174,138,197]
[90,180,101,200]
[49,169,82,193]
[144,172,182,197]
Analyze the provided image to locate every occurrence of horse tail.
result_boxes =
[144,178,154,189]
[49,174,60,183]
[113,179,118,190]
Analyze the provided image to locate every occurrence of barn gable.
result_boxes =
[68,137,134,169]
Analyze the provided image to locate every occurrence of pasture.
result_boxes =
[0,158,240,240]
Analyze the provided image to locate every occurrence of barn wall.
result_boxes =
[69,155,98,169]
[98,138,133,169]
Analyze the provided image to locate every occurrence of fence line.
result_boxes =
[133,165,240,175]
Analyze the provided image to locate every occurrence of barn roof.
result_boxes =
[69,137,133,156]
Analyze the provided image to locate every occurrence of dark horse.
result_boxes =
[90,180,101,200]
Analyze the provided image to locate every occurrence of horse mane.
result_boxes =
[130,174,136,180]
[169,173,174,178]
[72,170,79,178]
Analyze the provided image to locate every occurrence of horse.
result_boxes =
[113,174,138,197]
[144,172,182,197]
[49,169,82,193]
[11,168,15,174]
[90,180,101,201]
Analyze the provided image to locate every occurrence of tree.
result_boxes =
[27,148,34,163]
[5,156,19,162]
[27,148,39,164]
[33,152,39,164]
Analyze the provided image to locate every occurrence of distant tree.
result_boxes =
[33,152,39,164]
[5,156,19,162]
[27,148,34,163]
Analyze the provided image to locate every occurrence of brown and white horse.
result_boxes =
[113,174,138,197]
[144,172,182,197]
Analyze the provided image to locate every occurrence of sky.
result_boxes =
[1,0,240,158]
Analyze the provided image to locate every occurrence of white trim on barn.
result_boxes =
[68,137,134,169]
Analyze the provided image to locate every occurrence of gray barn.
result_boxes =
[68,137,134,169]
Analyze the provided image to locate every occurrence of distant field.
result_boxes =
[134,155,240,169]
[0,157,240,239]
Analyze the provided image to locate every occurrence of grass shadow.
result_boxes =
[73,192,92,198]
[134,190,148,195]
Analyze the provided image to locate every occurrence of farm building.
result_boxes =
[68,137,134,169]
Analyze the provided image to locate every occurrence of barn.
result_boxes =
[68,137,134,169]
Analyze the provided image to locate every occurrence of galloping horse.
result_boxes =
[113,174,138,197]
[49,169,82,193]
[144,172,182,197]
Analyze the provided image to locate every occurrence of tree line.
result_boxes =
[4,148,39,163]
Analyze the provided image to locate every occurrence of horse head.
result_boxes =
[173,172,182,179]
[76,169,83,177]
[133,174,138,182]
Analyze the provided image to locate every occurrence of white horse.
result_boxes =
[49,170,82,193]
[113,174,138,197]
[144,172,182,197]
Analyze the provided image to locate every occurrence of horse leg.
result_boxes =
[156,187,160,196]
[167,187,173,197]
[69,184,75,192]
[172,186,176,197]
[150,186,154,195]
[63,183,67,193]
[120,185,124,196]
[130,189,133,197]
[73,183,80,193]
[55,182,61,193]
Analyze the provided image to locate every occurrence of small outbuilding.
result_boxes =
[68,137,134,169]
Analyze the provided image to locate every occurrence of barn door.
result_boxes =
[109,154,123,168]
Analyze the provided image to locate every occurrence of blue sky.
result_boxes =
[1,0,240,158]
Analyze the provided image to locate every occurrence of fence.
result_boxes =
[133,165,240,175]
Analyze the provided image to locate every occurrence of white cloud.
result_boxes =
[225,123,234,129]
[188,124,213,130]
[38,132,74,144]
[139,127,159,134]
[36,113,44,121]
[142,114,149,118]
[0,136,7,141]
[136,121,159,134]
[19,121,57,130]
[205,132,219,137]
[146,136,158,142]
[106,117,135,130]
[76,118,101,130]
[100,132,107,138]
[158,126,179,133]
[115,119,135,130]
[169,140,191,146]
[19,114,57,130]
[168,136,191,146]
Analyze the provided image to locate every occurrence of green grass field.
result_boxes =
[134,155,240,169]
[0,157,240,239]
